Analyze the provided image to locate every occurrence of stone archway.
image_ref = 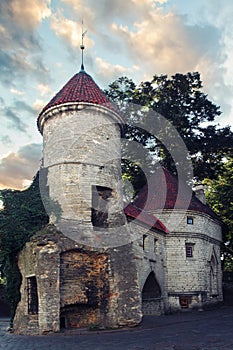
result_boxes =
[210,254,218,297]
[142,272,162,315]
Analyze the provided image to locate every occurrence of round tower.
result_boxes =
[37,68,129,247]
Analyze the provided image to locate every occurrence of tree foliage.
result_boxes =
[106,72,233,269]
[204,157,233,271]
[106,73,233,185]
[0,173,49,320]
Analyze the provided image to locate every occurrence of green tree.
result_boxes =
[204,157,233,271]
[106,73,233,270]
[0,172,49,322]
[106,73,233,186]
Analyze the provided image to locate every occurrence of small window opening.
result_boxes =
[179,296,191,309]
[60,316,66,329]
[187,216,193,225]
[27,276,38,315]
[154,238,158,253]
[185,243,194,258]
[143,235,148,251]
[91,185,112,228]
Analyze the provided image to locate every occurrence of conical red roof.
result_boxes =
[38,70,121,119]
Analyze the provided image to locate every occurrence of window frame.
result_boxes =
[27,276,39,315]
[187,216,194,225]
[185,243,194,258]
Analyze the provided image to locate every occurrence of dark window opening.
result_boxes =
[143,235,147,251]
[60,316,66,329]
[27,276,38,315]
[187,216,193,225]
[186,243,194,258]
[179,296,191,309]
[154,238,158,253]
[91,185,112,228]
[142,272,161,300]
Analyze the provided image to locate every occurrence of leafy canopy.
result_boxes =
[0,173,49,319]
[106,72,233,186]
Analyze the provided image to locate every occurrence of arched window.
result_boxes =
[142,272,161,300]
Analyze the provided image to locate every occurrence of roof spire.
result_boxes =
[80,20,87,71]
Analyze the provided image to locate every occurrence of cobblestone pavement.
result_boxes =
[1,306,233,350]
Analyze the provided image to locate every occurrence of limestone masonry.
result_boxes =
[13,68,223,335]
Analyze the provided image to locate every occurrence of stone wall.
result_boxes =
[155,210,223,311]
[131,223,168,315]
[60,250,109,328]
[13,225,142,334]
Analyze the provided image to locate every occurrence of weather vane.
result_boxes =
[80,20,87,71]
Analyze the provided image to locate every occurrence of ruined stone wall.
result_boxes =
[13,226,142,335]
[60,250,109,328]
[13,229,61,335]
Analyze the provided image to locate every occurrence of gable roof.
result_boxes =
[133,167,219,220]
[124,203,170,234]
[38,70,121,128]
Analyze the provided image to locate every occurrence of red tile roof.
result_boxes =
[124,203,170,233]
[38,70,121,119]
[133,167,219,220]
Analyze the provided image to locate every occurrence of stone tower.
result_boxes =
[13,65,141,334]
[38,68,129,248]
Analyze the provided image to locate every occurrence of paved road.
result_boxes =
[1,306,233,350]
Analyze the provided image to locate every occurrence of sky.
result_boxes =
[0,0,233,190]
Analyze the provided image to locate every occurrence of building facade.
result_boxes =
[13,68,222,335]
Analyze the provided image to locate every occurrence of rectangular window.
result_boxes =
[185,243,194,258]
[91,185,112,228]
[27,276,38,315]
[187,216,194,225]
[179,296,191,309]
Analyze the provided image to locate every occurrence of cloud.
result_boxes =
[111,12,222,77]
[14,101,37,114]
[1,98,37,133]
[4,108,27,132]
[0,0,51,34]
[10,88,25,96]
[0,135,12,147]
[0,143,42,189]
[95,57,128,79]
[50,11,94,50]
[36,84,52,97]
[33,99,46,113]
[0,0,51,87]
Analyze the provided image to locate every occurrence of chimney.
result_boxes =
[193,184,206,205]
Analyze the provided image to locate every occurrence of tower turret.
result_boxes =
[38,69,128,247]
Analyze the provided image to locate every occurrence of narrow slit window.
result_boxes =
[143,235,148,251]
[154,238,158,253]
[27,276,38,315]
[91,185,112,228]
